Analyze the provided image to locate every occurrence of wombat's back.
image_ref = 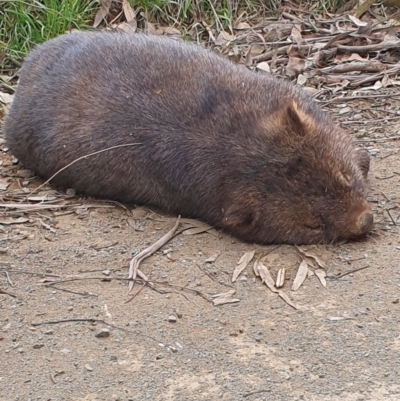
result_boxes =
[4,31,301,209]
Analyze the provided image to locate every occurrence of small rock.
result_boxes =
[33,343,44,349]
[67,306,73,311]
[102,270,111,276]
[168,315,177,323]
[85,364,93,371]
[18,348,24,353]
[44,329,54,335]
[95,328,110,338]
[0,247,8,253]
[155,354,164,360]
[60,348,70,354]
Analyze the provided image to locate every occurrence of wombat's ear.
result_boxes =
[285,101,315,136]
[222,205,254,229]
[355,148,370,179]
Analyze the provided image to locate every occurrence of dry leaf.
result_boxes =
[292,260,308,291]
[93,0,111,28]
[0,217,29,225]
[211,290,240,305]
[0,179,10,191]
[232,250,255,282]
[256,62,271,73]
[276,268,285,288]
[215,31,234,46]
[0,92,14,105]
[257,262,276,290]
[117,21,137,33]
[162,27,181,37]
[348,15,368,27]
[314,269,327,288]
[205,252,221,263]
[212,297,240,306]
[339,106,352,115]
[348,53,364,61]
[296,247,326,269]
[211,290,236,298]
[144,21,157,35]
[253,257,260,277]
[277,291,296,309]
[286,57,306,77]
[236,22,251,29]
[257,262,296,309]
[297,74,307,85]
[122,0,136,22]
[290,26,303,46]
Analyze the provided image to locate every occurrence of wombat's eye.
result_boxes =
[304,218,324,230]
[304,223,323,230]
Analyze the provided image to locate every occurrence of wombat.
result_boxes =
[4,32,373,245]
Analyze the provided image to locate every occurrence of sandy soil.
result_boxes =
[1,92,400,401]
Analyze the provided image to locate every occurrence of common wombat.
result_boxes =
[4,32,373,245]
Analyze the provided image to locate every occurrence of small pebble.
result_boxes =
[168,315,177,323]
[44,329,54,335]
[85,365,93,371]
[60,348,70,354]
[33,343,44,349]
[95,328,110,338]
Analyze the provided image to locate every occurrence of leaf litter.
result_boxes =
[254,258,296,309]
[232,250,255,282]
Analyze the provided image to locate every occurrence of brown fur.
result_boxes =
[4,32,373,245]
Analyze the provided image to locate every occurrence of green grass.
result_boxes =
[0,0,351,69]
[0,0,98,63]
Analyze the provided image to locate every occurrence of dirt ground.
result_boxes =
[1,88,400,400]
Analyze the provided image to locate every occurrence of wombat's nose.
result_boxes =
[357,210,373,235]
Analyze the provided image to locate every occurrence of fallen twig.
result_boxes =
[330,265,370,279]
[30,318,163,343]
[128,216,181,292]
[0,289,17,298]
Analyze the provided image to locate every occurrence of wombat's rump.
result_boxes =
[4,32,373,245]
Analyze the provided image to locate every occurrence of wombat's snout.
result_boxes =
[346,202,373,238]
[357,210,374,235]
